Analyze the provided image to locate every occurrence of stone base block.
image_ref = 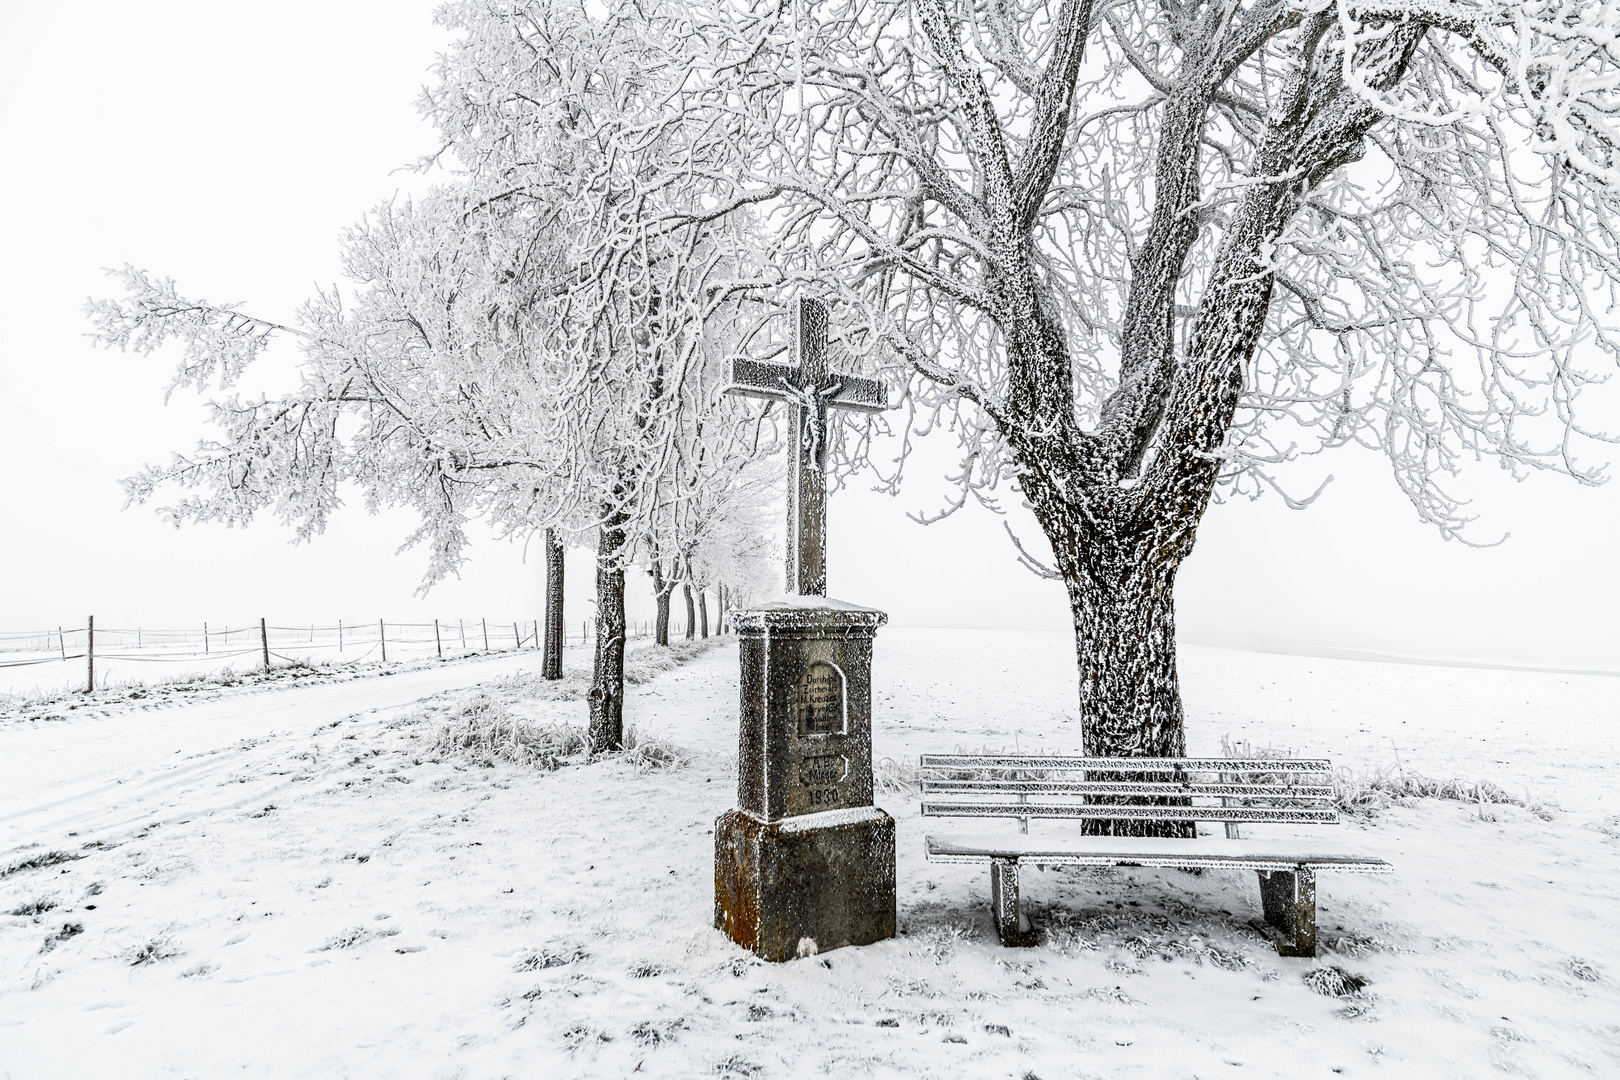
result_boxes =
[714,806,896,962]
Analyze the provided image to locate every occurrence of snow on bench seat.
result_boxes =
[925,833,1393,873]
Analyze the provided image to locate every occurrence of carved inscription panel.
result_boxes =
[795,661,846,736]
[796,751,849,810]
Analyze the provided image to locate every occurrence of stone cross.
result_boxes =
[725,298,885,596]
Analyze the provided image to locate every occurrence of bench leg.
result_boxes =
[1256,867,1317,957]
[990,859,1037,947]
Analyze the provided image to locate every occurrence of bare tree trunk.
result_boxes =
[650,557,672,647]
[698,587,708,639]
[682,580,696,641]
[588,512,628,753]
[542,527,564,681]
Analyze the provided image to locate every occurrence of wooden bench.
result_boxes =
[920,754,1391,956]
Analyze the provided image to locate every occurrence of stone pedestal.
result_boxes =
[714,598,896,961]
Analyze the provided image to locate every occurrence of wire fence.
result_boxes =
[0,615,692,693]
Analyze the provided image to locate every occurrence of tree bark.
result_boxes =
[588,511,629,753]
[698,587,708,639]
[682,580,696,641]
[542,527,564,681]
[650,557,672,646]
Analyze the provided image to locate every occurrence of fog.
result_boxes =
[2,1,1615,672]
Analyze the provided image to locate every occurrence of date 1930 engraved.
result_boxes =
[795,661,845,736]
[796,752,848,809]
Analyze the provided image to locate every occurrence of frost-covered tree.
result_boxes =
[89,0,775,754]
[89,187,580,589]
[642,391,779,645]
[420,0,777,749]
[690,0,1620,793]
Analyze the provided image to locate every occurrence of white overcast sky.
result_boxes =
[1,1,1617,670]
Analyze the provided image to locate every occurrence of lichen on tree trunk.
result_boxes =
[698,587,708,639]
[588,511,628,753]
[682,580,696,641]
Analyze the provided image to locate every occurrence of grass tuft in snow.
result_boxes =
[712,1054,765,1078]
[560,1023,613,1050]
[1325,931,1395,957]
[124,934,179,966]
[321,926,373,951]
[1584,814,1620,839]
[1302,964,1370,998]
[39,922,83,953]
[1221,734,1552,820]
[430,697,690,773]
[1567,957,1601,982]
[630,1018,685,1046]
[1,850,84,879]
[9,898,57,916]
[515,945,588,971]
[1333,767,1548,820]
[874,756,921,794]
[431,695,587,770]
[622,726,691,773]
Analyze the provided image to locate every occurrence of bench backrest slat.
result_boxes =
[919,802,1338,824]
[918,753,1342,828]
[920,779,1333,799]
[919,754,1332,774]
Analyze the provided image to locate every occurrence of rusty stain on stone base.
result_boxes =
[714,806,896,963]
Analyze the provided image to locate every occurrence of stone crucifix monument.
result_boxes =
[714,297,897,962]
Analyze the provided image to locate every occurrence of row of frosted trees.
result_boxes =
[90,2,782,752]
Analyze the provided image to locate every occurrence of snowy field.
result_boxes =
[1,629,1616,1079]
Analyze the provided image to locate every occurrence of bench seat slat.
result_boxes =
[920,802,1337,824]
[919,755,1332,773]
[921,779,1333,799]
[925,833,1391,873]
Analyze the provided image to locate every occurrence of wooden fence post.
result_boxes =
[261,618,270,672]
[379,619,387,663]
[435,619,442,659]
[58,626,65,661]
[86,615,94,693]
[482,618,489,652]
[339,620,344,652]
[204,621,209,656]
[513,622,520,650]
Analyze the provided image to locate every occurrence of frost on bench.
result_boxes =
[920,755,1389,956]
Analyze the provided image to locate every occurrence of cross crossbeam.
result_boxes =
[725,298,887,596]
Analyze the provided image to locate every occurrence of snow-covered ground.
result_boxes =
[1,629,1615,1079]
